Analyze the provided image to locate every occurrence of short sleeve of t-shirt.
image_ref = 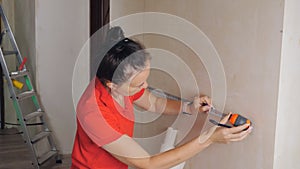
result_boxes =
[77,103,122,147]
[77,84,145,147]
[76,80,122,147]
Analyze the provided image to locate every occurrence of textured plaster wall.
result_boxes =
[111,1,285,169]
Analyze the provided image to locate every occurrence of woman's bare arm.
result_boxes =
[102,114,252,169]
[134,89,211,115]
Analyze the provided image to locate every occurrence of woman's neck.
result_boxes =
[111,90,125,108]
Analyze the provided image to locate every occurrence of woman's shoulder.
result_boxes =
[76,78,111,114]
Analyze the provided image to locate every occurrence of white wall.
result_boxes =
[35,0,89,154]
[14,0,36,80]
[274,0,300,168]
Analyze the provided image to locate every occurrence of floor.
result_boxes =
[0,128,71,169]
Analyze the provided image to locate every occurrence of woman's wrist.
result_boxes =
[182,102,193,115]
[188,103,197,114]
[198,136,213,147]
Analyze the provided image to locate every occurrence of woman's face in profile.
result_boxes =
[115,60,150,96]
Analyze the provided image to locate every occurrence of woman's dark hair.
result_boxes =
[96,27,151,87]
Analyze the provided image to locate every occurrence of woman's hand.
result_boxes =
[209,124,252,144]
[188,95,212,114]
[198,112,253,144]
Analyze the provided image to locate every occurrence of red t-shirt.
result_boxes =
[71,78,145,169]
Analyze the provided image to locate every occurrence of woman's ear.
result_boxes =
[106,81,117,90]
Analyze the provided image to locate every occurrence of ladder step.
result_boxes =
[16,90,35,100]
[10,70,28,79]
[24,110,44,121]
[37,150,57,165]
[3,50,18,55]
[31,131,51,143]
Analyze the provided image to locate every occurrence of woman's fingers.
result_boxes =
[200,105,210,112]
[195,95,212,113]
[223,125,252,143]
[219,112,232,124]
[229,134,249,142]
[227,126,252,140]
[209,122,252,144]
[229,123,250,133]
[190,95,213,113]
[200,95,212,106]
[200,96,211,111]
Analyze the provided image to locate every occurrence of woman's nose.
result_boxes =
[142,82,148,89]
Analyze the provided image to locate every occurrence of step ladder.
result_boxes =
[0,5,61,169]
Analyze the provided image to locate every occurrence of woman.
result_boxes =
[71,27,252,169]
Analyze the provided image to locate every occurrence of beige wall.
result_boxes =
[150,1,282,169]
[111,0,145,20]
[111,0,291,169]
